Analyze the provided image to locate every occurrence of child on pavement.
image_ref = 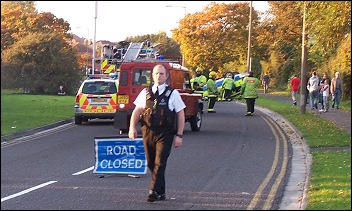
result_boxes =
[319,79,330,112]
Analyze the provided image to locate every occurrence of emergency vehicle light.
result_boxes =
[87,74,118,79]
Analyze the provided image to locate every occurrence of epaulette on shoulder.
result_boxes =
[164,86,174,97]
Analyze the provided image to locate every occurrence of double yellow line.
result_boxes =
[247,113,289,210]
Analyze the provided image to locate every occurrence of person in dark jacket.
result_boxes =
[128,64,186,202]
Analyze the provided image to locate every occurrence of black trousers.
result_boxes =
[224,89,232,100]
[207,96,217,110]
[141,126,174,195]
[245,98,256,113]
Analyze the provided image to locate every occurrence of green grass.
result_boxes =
[307,151,351,210]
[1,89,75,136]
[1,89,351,210]
[255,97,350,148]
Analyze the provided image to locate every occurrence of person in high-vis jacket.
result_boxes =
[221,73,235,101]
[192,67,207,94]
[240,71,261,116]
[206,71,218,113]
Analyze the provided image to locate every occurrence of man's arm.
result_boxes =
[174,109,185,148]
[128,107,141,139]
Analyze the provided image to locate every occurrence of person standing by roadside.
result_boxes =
[241,71,261,116]
[290,74,301,105]
[319,73,329,110]
[307,71,320,110]
[262,72,270,93]
[330,71,343,109]
[319,78,330,112]
[206,71,218,113]
[57,85,66,96]
[128,64,186,202]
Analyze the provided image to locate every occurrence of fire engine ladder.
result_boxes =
[122,42,144,62]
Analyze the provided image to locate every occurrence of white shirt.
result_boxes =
[133,83,186,113]
[322,84,330,97]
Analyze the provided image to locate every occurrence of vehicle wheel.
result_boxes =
[75,116,83,125]
[190,109,202,131]
[82,117,88,122]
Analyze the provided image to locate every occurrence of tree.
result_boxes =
[1,1,72,52]
[1,32,81,94]
[172,2,261,74]
[306,1,351,62]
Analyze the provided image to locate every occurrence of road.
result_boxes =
[1,101,307,210]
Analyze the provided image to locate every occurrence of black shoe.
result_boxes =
[208,110,216,113]
[293,101,297,105]
[147,190,165,202]
[245,112,252,116]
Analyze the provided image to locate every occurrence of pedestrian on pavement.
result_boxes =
[262,72,270,93]
[241,71,261,116]
[128,64,186,202]
[307,71,320,110]
[319,73,329,110]
[206,71,218,113]
[319,78,330,112]
[290,74,301,105]
[330,71,343,109]
[304,72,310,104]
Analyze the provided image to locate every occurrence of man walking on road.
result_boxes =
[128,64,186,202]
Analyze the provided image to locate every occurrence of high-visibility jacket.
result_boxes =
[222,77,235,90]
[194,75,207,89]
[241,76,260,98]
[206,78,218,97]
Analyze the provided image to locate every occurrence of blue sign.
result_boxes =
[93,137,147,174]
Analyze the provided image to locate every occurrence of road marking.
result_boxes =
[72,166,94,175]
[246,114,288,210]
[1,181,57,202]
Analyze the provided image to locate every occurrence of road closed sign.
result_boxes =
[93,136,147,174]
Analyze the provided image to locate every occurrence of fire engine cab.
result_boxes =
[109,42,204,134]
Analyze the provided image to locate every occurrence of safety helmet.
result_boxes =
[209,71,217,78]
[196,67,203,73]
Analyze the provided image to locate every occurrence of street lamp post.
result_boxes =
[76,27,90,73]
[92,1,98,74]
[300,2,308,114]
[165,5,186,66]
[246,1,252,72]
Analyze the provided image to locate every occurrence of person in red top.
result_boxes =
[290,74,301,105]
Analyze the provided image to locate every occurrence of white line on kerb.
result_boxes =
[1,181,57,202]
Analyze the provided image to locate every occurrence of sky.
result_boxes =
[36,1,270,42]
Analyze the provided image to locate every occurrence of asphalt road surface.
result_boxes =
[1,101,308,210]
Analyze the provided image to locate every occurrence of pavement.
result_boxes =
[1,92,351,210]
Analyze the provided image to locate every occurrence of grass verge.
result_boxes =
[1,89,75,136]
